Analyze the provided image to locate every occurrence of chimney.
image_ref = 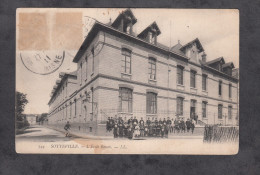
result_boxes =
[202,52,207,63]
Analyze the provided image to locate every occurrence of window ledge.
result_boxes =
[146,113,157,116]
[148,78,157,82]
[117,112,133,115]
[177,84,184,87]
[121,72,132,76]
[190,87,197,90]
[202,90,208,93]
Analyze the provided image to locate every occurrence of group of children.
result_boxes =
[106,116,196,139]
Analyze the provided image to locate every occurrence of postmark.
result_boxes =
[20,50,65,75]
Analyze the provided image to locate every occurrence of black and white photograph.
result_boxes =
[15,8,239,154]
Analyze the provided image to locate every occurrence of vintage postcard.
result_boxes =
[16,8,239,154]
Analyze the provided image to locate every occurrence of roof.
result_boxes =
[48,70,77,105]
[73,21,189,63]
[203,64,238,82]
[137,21,161,38]
[111,8,137,28]
[170,43,186,57]
[232,68,239,78]
[205,57,225,65]
[180,38,204,53]
[156,42,169,51]
[223,62,235,69]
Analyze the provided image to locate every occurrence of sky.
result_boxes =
[16,8,239,114]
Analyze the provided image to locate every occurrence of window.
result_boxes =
[219,81,222,96]
[177,97,184,115]
[85,56,88,78]
[91,48,94,73]
[119,87,132,113]
[148,57,156,80]
[202,101,207,118]
[65,105,67,119]
[80,62,83,84]
[190,70,196,88]
[123,23,132,34]
[79,97,82,115]
[70,102,72,118]
[228,106,232,119]
[74,99,77,117]
[202,74,207,91]
[91,87,94,115]
[126,24,131,34]
[149,33,156,44]
[229,84,232,98]
[121,49,131,74]
[218,104,223,119]
[177,66,184,85]
[146,92,157,114]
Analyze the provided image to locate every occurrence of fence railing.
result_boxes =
[203,125,239,143]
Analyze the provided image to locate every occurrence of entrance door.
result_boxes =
[190,100,196,120]
[190,107,195,120]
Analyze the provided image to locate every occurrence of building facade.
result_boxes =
[47,9,239,136]
[26,114,37,125]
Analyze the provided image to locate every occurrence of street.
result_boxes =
[16,125,204,142]
[15,125,237,154]
[16,125,74,142]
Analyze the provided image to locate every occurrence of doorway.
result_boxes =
[190,100,196,120]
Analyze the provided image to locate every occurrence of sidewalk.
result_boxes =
[45,125,114,140]
[45,125,203,140]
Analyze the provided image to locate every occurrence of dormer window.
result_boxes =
[125,23,131,34]
[137,22,161,45]
[148,32,156,44]
[111,9,137,35]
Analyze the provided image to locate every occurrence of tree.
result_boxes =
[15,91,28,121]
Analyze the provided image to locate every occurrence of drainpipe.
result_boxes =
[167,52,171,118]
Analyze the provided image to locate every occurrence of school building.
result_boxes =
[47,9,239,136]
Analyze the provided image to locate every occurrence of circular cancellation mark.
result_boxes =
[20,16,105,75]
[20,50,65,75]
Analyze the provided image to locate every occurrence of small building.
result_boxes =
[47,9,239,136]
[26,114,38,125]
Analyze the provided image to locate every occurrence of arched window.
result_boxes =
[228,105,232,119]
[146,92,157,114]
[229,84,232,98]
[190,70,196,88]
[202,74,207,91]
[177,65,184,85]
[202,101,207,118]
[177,97,184,115]
[148,57,156,80]
[219,81,222,96]
[218,104,223,119]
[119,87,132,113]
[121,48,131,74]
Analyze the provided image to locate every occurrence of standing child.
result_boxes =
[64,121,71,137]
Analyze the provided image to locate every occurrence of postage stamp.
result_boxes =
[16,8,239,154]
